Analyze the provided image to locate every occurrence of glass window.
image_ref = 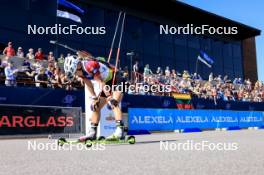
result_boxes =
[187,35,200,49]
[161,56,176,70]
[233,58,243,72]
[175,45,188,61]
[223,43,233,69]
[160,43,174,57]
[175,60,189,73]
[143,54,160,70]
[188,48,199,73]
[232,42,242,58]
[211,40,224,76]
[104,10,119,46]
[174,34,187,46]
[125,16,143,53]
[200,37,211,52]
[143,21,159,55]
[223,69,235,79]
[160,33,173,43]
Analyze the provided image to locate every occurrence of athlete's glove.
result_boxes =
[107,98,119,110]
[90,96,100,112]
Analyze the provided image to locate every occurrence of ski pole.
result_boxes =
[107,11,123,63]
[112,12,126,86]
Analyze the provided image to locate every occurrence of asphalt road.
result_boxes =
[0,130,264,175]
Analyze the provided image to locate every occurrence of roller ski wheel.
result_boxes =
[85,139,93,148]
[58,137,67,146]
[98,136,105,141]
[127,136,136,144]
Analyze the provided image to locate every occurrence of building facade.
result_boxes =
[0,0,260,80]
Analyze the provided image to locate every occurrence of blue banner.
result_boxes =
[238,111,264,128]
[128,108,264,131]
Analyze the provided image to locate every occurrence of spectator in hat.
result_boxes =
[26,48,35,60]
[35,48,45,60]
[2,42,15,59]
[16,47,24,57]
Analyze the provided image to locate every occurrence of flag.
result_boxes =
[57,0,84,23]
[197,51,214,68]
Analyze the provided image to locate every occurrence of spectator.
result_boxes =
[22,60,35,78]
[182,70,190,80]
[4,61,18,86]
[156,67,161,75]
[143,64,153,80]
[215,75,223,83]
[46,63,55,79]
[133,61,139,83]
[26,48,35,60]
[31,59,42,73]
[223,75,231,83]
[50,67,62,88]
[2,42,15,59]
[35,48,45,60]
[192,73,202,81]
[171,69,177,79]
[16,47,24,57]
[58,54,65,64]
[209,72,213,82]
[60,73,72,90]
[35,67,49,88]
[48,51,55,63]
[165,66,170,78]
[123,66,129,82]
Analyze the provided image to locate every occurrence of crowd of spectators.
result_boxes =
[136,64,264,103]
[0,41,82,90]
[1,41,264,103]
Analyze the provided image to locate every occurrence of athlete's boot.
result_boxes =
[78,123,98,142]
[106,120,125,141]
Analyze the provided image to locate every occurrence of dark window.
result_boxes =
[188,35,200,49]
[143,21,159,55]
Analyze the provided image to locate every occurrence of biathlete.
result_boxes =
[64,52,125,141]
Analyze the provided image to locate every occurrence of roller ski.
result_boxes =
[57,124,135,147]
[57,135,136,148]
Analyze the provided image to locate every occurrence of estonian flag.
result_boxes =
[57,0,84,23]
[197,51,214,68]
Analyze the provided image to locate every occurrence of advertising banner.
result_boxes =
[0,104,82,135]
[128,108,264,131]
[238,111,264,128]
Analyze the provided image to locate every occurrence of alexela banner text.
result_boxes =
[128,108,264,131]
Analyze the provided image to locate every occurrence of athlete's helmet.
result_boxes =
[85,60,100,74]
[64,55,80,80]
